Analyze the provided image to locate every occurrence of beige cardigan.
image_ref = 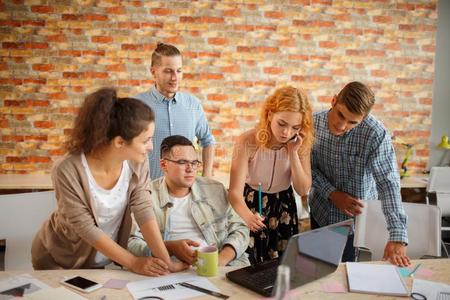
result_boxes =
[31,154,155,269]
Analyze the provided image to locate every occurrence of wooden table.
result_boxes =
[0,174,53,194]
[1,259,448,299]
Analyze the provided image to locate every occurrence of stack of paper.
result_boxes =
[346,262,408,296]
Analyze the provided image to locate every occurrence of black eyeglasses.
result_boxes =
[164,158,202,169]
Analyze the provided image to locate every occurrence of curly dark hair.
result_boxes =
[65,88,155,154]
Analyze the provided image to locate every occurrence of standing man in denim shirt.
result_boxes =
[135,43,215,180]
[128,135,249,266]
[309,81,410,267]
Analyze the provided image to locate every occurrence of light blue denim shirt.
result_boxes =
[128,177,250,266]
[135,86,216,179]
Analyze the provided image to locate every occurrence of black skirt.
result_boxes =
[244,183,299,264]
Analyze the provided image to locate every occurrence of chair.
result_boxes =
[0,191,56,270]
[354,200,442,261]
[427,167,450,230]
[427,166,450,256]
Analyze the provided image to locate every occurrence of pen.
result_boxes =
[258,182,262,215]
[179,282,229,299]
[409,263,422,277]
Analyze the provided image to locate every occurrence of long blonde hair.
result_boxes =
[255,86,314,156]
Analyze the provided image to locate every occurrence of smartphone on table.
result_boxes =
[60,276,102,293]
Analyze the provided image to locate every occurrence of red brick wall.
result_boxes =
[0,1,437,174]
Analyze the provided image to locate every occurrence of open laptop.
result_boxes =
[226,219,353,297]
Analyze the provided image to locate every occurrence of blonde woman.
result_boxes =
[228,86,314,264]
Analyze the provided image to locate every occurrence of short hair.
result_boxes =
[160,135,194,158]
[256,86,314,156]
[65,88,154,155]
[151,42,181,67]
[335,81,375,116]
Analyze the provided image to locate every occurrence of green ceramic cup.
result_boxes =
[195,245,218,277]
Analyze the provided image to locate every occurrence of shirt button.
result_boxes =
[170,123,173,127]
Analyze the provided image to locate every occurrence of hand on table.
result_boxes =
[383,241,411,267]
[130,256,169,276]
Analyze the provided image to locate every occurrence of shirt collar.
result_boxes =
[159,177,201,208]
[150,85,178,104]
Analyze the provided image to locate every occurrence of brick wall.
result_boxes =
[0,1,437,174]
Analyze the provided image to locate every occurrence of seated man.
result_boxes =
[128,135,250,266]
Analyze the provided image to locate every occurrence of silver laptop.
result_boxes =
[226,219,354,296]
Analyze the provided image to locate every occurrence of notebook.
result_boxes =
[226,219,353,297]
[346,262,409,296]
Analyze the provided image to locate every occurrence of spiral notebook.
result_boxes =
[346,262,409,296]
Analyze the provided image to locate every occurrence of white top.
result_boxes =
[167,193,207,247]
[81,153,132,266]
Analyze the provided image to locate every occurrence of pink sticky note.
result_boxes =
[287,289,302,297]
[321,282,346,293]
[103,278,129,289]
[416,267,433,278]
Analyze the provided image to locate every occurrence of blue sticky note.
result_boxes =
[398,267,411,277]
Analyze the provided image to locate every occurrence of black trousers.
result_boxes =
[310,216,356,262]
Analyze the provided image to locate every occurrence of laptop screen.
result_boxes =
[279,219,353,288]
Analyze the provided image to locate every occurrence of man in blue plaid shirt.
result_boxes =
[309,81,410,267]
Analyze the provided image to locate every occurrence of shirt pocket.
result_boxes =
[343,148,363,174]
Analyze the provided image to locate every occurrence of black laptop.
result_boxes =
[226,219,353,297]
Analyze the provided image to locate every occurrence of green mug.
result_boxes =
[195,245,218,277]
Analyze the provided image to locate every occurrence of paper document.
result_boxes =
[346,262,408,296]
[412,278,450,300]
[127,272,220,300]
[24,287,87,300]
[0,274,49,299]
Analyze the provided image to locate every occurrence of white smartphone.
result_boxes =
[60,276,102,293]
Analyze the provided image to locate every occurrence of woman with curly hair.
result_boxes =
[32,88,187,275]
[228,86,314,264]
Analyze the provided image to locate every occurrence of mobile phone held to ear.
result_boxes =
[288,133,298,143]
[60,276,102,293]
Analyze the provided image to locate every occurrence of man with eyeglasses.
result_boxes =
[128,135,250,266]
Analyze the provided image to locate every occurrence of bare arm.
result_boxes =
[201,144,215,177]
[140,219,189,272]
[228,132,265,232]
[93,232,169,276]
[290,150,312,196]
[219,245,237,266]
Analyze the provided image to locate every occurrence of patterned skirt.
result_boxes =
[244,183,298,264]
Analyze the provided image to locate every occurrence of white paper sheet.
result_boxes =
[24,287,87,300]
[0,274,49,299]
[127,272,221,300]
[412,278,450,300]
[346,262,408,296]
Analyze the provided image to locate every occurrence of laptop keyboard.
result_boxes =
[240,269,277,290]
[227,259,280,295]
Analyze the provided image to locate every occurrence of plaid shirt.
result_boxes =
[128,177,250,266]
[135,86,215,180]
[309,110,408,243]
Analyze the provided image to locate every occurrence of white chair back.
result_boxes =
[427,167,450,222]
[354,200,441,260]
[0,191,56,270]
